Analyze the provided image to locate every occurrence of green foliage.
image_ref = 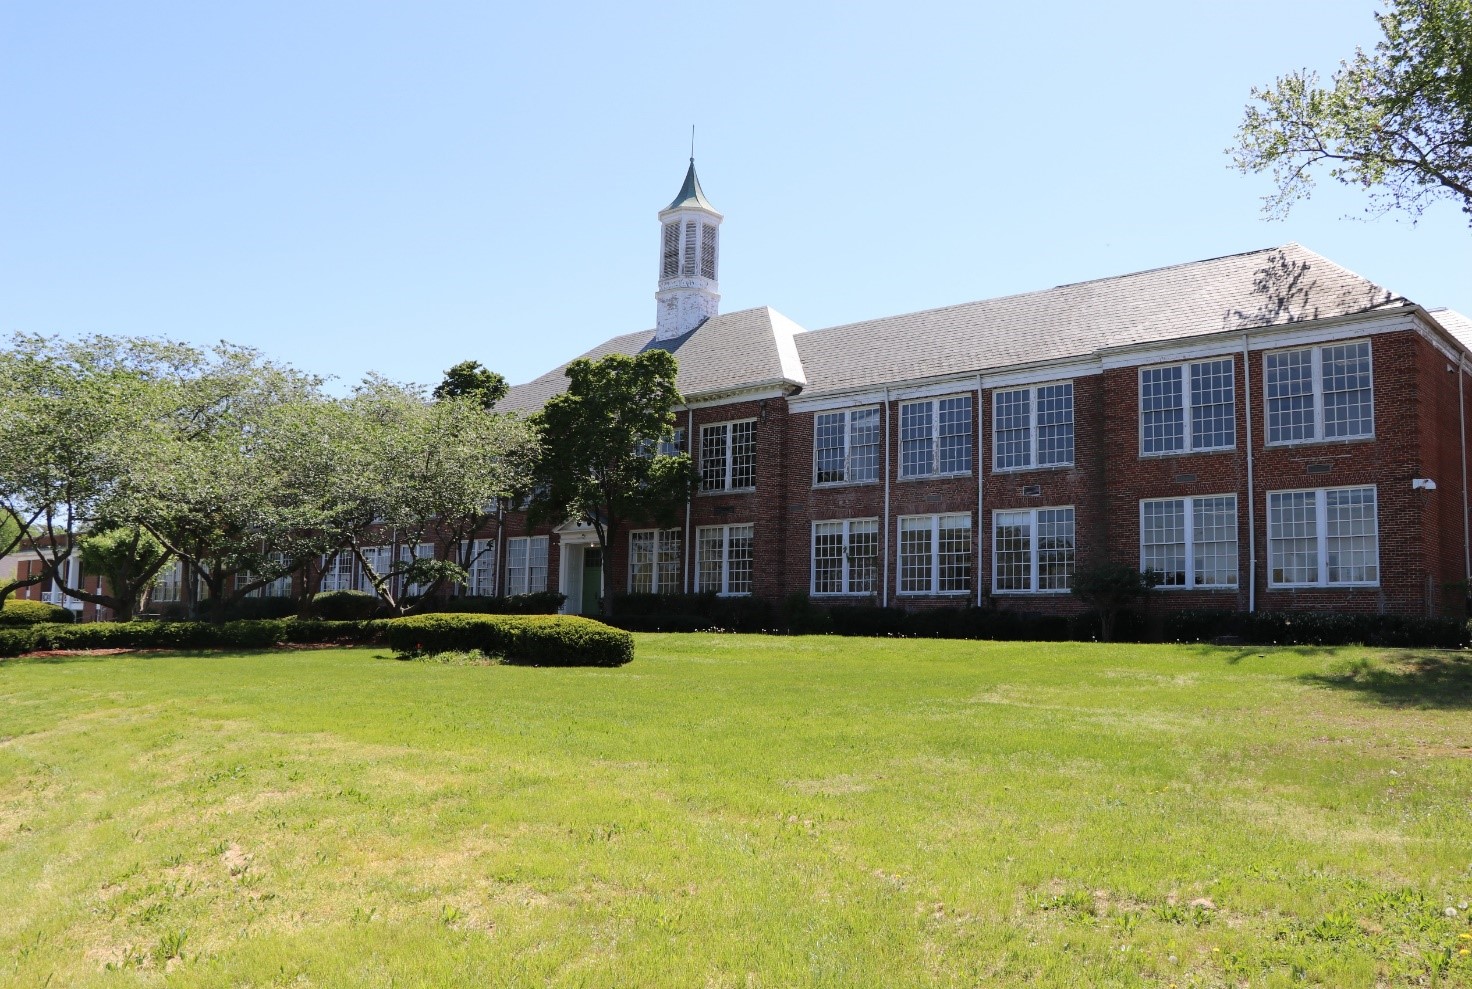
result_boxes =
[1163,609,1471,649]
[432,592,567,615]
[433,360,509,410]
[0,599,75,627]
[310,590,381,621]
[76,523,171,621]
[531,351,698,615]
[0,617,390,656]
[384,613,634,667]
[1232,0,1472,225]
[1071,563,1160,642]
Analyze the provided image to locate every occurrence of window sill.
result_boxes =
[1138,446,1235,459]
[991,463,1075,475]
[896,471,974,483]
[812,479,880,491]
[896,590,972,597]
[811,591,880,598]
[1264,434,1375,450]
[1266,581,1380,590]
[697,487,757,496]
[990,588,1072,596]
[1150,584,1240,592]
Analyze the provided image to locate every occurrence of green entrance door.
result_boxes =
[580,548,603,616]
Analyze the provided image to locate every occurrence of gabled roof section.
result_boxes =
[794,243,1407,396]
[496,306,808,414]
[664,159,716,213]
[1429,308,1472,354]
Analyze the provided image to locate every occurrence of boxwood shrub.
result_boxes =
[0,599,76,626]
[431,592,567,615]
[0,618,390,657]
[310,590,381,621]
[383,614,633,667]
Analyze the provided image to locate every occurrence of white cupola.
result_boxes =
[654,159,722,341]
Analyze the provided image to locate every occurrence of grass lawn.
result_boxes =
[2,636,1471,988]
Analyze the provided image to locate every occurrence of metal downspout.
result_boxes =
[1243,334,1257,613]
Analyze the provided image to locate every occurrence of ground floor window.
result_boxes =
[460,538,497,596]
[898,513,971,595]
[993,506,1074,593]
[154,561,185,602]
[398,542,435,595]
[630,528,681,594]
[812,518,879,595]
[358,546,392,593]
[696,524,754,596]
[319,552,357,593]
[506,536,549,596]
[245,551,293,597]
[1140,495,1238,588]
[1267,486,1378,587]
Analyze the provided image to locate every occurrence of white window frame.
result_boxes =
[1264,340,1375,447]
[699,419,757,493]
[319,551,358,593]
[991,506,1075,595]
[810,518,880,596]
[813,406,881,486]
[992,380,1075,472]
[1138,495,1239,590]
[629,528,682,595]
[506,535,549,596]
[898,394,973,479]
[1138,357,1236,457]
[358,545,393,593]
[1266,485,1380,588]
[246,551,293,598]
[459,538,497,596]
[695,523,754,596]
[896,513,972,596]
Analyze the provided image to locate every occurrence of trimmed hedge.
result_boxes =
[0,599,76,626]
[1159,610,1469,649]
[310,590,380,621]
[384,614,633,667]
[432,592,567,615]
[0,618,390,658]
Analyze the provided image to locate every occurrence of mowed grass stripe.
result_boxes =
[1,636,1469,987]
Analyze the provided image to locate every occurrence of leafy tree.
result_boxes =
[72,524,171,622]
[1071,562,1161,643]
[1231,0,1472,225]
[334,376,538,615]
[529,350,697,616]
[433,360,509,410]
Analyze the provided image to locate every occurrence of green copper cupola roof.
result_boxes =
[665,158,716,212]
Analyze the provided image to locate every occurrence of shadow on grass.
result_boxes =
[1298,651,1472,709]
[1178,643,1345,665]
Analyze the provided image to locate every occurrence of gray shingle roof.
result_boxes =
[497,306,805,414]
[497,243,1429,413]
[795,244,1406,395]
[1431,308,1472,353]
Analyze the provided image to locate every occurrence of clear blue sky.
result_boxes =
[3,1,1469,391]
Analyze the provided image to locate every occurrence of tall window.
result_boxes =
[898,514,972,595]
[358,545,392,592]
[993,382,1074,471]
[155,561,184,602]
[993,507,1075,593]
[1265,341,1373,444]
[899,395,973,477]
[661,222,680,278]
[814,407,880,484]
[459,538,496,596]
[630,529,681,594]
[811,519,879,595]
[1139,358,1235,455]
[506,536,549,595]
[696,524,754,595]
[1140,496,1238,588]
[319,552,356,593]
[1268,486,1378,586]
[700,420,757,492]
[397,543,435,595]
[246,552,292,598]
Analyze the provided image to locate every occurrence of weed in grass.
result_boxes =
[440,904,463,926]
[401,649,500,666]
[153,928,187,966]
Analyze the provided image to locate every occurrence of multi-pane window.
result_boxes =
[899,395,973,477]
[814,407,880,484]
[993,507,1075,593]
[246,552,292,598]
[636,427,686,458]
[397,543,435,596]
[811,519,879,595]
[700,420,757,492]
[1265,341,1373,444]
[630,529,681,594]
[506,536,549,596]
[459,538,496,596]
[319,551,357,592]
[155,561,184,602]
[1268,486,1379,586]
[993,382,1074,470]
[898,514,972,595]
[696,524,754,595]
[1140,496,1238,589]
[358,545,392,592]
[1139,358,1235,455]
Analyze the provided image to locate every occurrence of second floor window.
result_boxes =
[700,420,757,492]
[814,407,880,484]
[900,395,972,478]
[994,382,1074,471]
[1265,341,1373,445]
[1140,358,1235,455]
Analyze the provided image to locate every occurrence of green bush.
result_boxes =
[431,592,567,615]
[0,599,76,626]
[610,593,777,632]
[383,614,633,667]
[0,618,390,656]
[0,626,37,657]
[310,590,380,621]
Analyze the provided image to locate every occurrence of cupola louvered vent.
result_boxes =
[661,222,680,278]
[682,220,698,276]
[700,223,718,280]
